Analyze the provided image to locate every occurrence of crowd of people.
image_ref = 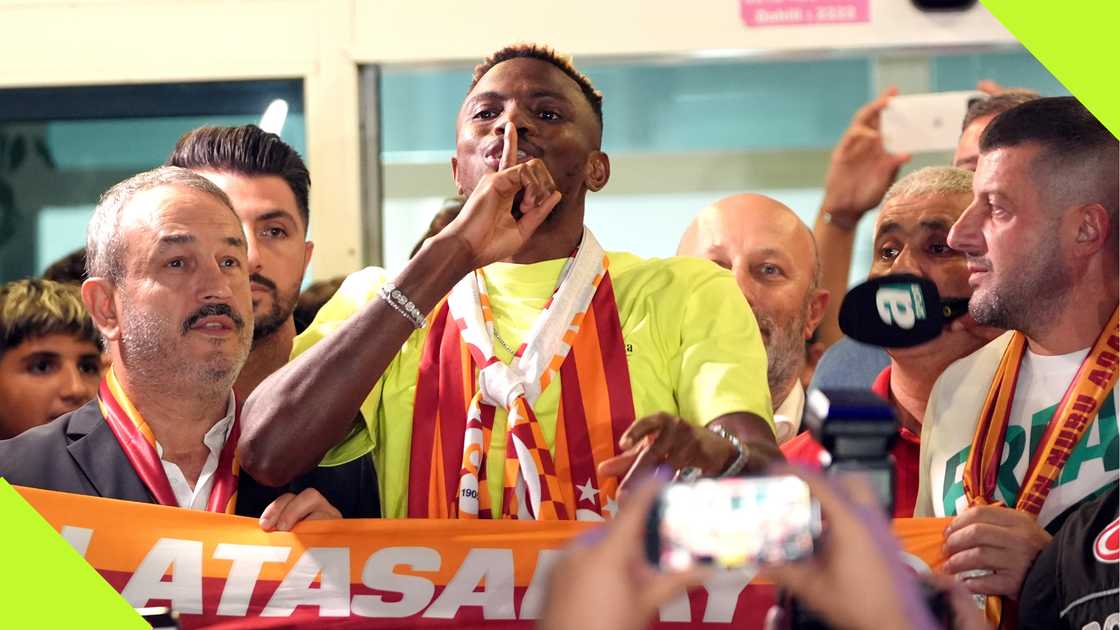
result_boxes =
[0,43,1116,629]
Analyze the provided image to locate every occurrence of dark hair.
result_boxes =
[1,279,101,355]
[471,43,603,130]
[961,90,1039,131]
[42,248,88,285]
[981,96,1118,221]
[410,197,466,259]
[166,125,311,230]
[293,277,346,334]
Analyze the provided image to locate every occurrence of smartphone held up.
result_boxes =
[645,475,822,571]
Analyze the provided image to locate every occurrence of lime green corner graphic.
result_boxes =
[981,0,1120,139]
[0,480,144,628]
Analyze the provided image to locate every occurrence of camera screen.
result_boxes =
[655,476,820,571]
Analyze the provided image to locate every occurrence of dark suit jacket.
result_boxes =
[0,400,379,518]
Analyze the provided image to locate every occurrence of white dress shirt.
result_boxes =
[154,393,236,510]
[773,381,806,444]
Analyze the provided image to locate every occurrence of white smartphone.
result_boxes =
[645,476,821,571]
[881,91,984,154]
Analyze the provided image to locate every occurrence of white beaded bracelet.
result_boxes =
[708,424,750,478]
[379,282,427,329]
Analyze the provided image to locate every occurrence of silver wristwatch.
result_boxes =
[707,424,749,478]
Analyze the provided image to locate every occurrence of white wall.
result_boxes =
[0,0,1016,279]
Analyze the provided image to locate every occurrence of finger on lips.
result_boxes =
[500,123,517,170]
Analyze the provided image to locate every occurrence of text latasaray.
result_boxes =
[16,486,950,629]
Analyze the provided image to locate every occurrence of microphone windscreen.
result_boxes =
[940,297,970,323]
[838,274,945,348]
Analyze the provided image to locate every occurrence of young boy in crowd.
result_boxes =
[0,278,103,439]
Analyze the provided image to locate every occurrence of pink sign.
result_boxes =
[740,0,870,27]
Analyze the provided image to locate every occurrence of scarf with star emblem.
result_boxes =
[407,228,635,520]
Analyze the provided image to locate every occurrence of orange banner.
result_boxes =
[16,486,950,629]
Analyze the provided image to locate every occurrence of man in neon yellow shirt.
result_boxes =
[239,44,777,519]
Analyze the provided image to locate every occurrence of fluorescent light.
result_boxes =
[259,99,289,134]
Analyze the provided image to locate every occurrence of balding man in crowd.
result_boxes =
[677,194,829,442]
[784,166,1001,517]
[0,167,340,531]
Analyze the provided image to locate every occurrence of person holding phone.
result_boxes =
[538,468,988,630]
[810,86,1038,382]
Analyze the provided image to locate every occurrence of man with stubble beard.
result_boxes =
[167,126,312,399]
[0,167,337,530]
[238,44,778,521]
[783,166,1002,517]
[167,125,379,518]
[919,97,1118,616]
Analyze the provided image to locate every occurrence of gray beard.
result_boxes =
[118,299,247,396]
[761,316,806,403]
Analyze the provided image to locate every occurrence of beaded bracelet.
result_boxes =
[379,282,427,329]
[708,424,750,478]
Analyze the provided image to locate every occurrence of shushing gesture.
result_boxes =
[444,123,562,269]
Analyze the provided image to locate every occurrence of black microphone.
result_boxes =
[839,274,966,348]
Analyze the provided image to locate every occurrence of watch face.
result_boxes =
[911,0,977,9]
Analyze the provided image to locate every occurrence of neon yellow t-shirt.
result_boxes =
[293,252,772,518]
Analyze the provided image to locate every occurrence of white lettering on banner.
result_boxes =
[702,571,755,623]
[261,548,350,617]
[213,544,292,616]
[659,590,692,623]
[517,550,563,620]
[659,571,755,623]
[59,525,93,557]
[423,549,516,620]
[121,538,204,614]
[876,286,917,329]
[61,527,768,622]
[352,547,441,618]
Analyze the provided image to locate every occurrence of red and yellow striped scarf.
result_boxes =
[963,307,1119,626]
[97,367,240,513]
[407,232,635,520]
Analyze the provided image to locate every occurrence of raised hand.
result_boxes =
[820,87,912,224]
[976,80,1008,96]
[443,123,562,269]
